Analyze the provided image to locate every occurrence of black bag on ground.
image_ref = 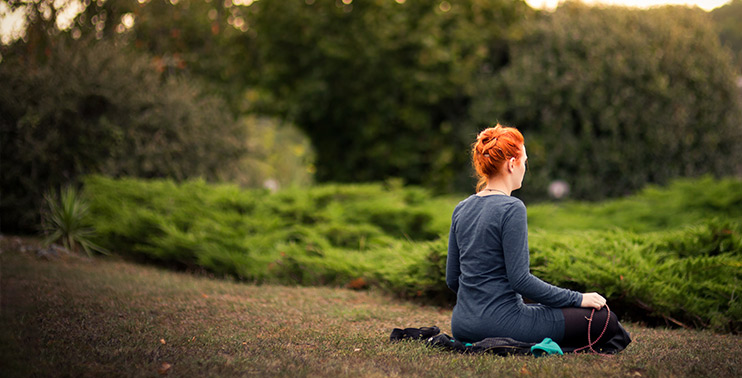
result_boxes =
[390,326,534,356]
[390,323,631,356]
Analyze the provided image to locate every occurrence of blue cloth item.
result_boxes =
[446,195,583,343]
[531,337,564,357]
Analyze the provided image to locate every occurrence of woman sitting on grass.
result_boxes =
[446,124,630,352]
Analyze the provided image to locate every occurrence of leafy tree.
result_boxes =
[243,0,532,191]
[471,3,742,200]
[0,40,246,233]
[1,0,249,112]
[119,0,253,114]
[711,0,742,74]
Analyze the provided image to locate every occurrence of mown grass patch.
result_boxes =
[1,239,741,377]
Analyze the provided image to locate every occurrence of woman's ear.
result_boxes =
[507,157,516,173]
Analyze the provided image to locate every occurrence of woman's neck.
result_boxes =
[481,177,512,196]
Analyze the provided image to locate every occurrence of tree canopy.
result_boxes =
[472,3,742,200]
[1,0,741,230]
[711,0,742,73]
[0,40,245,232]
[242,0,532,190]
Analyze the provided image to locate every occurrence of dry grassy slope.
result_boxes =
[1,236,740,377]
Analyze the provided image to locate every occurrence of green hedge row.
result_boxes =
[84,176,453,283]
[423,222,741,332]
[527,176,742,232]
[83,175,741,332]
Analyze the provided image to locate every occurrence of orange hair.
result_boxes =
[471,124,525,191]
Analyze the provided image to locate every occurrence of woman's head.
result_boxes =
[472,124,526,191]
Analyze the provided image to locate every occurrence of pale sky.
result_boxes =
[526,0,730,11]
[0,0,734,45]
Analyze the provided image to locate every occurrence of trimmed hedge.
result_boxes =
[84,175,741,332]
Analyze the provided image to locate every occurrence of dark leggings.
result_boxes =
[561,307,621,348]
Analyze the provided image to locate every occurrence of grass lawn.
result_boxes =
[1,236,740,377]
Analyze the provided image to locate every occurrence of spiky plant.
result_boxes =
[42,186,108,257]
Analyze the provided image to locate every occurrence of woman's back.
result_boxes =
[447,194,581,343]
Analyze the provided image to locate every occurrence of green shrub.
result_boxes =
[527,176,742,232]
[529,224,741,332]
[0,40,246,233]
[417,222,741,332]
[373,238,455,305]
[41,186,108,257]
[83,175,742,332]
[83,175,451,280]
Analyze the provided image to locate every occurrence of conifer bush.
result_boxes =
[83,175,741,332]
[527,177,742,232]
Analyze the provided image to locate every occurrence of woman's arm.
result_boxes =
[501,201,582,307]
[446,216,461,294]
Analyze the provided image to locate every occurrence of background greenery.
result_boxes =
[0,40,246,232]
[2,0,742,340]
[3,0,742,233]
[83,175,742,333]
[244,0,532,191]
[712,0,742,73]
[472,3,742,200]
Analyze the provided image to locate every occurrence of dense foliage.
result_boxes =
[472,3,742,200]
[3,3,742,334]
[0,41,245,233]
[527,176,742,232]
[84,176,742,332]
[1,0,532,192]
[244,0,532,190]
[711,0,742,73]
[3,1,741,201]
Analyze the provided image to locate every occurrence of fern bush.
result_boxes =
[83,175,742,332]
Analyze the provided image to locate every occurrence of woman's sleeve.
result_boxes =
[501,201,582,307]
[446,212,461,294]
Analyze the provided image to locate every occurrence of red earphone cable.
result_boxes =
[573,304,611,355]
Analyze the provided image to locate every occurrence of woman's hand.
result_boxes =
[580,292,606,310]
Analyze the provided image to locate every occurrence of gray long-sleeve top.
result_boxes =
[446,194,582,343]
